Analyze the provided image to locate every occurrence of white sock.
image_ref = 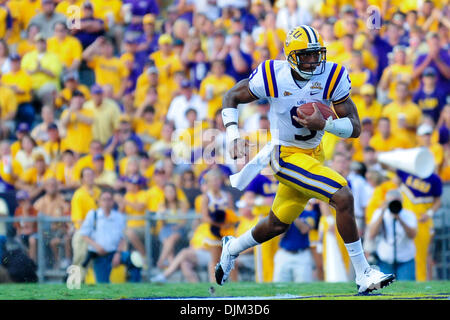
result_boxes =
[228,228,260,256]
[344,239,370,276]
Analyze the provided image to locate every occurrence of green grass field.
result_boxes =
[0,281,449,300]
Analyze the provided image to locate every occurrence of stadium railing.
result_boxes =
[0,210,202,283]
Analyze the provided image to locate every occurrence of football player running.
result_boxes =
[217,25,395,294]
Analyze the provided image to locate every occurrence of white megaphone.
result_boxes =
[377,147,435,179]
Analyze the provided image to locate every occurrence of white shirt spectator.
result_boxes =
[166,94,206,130]
[370,208,417,264]
[80,208,126,253]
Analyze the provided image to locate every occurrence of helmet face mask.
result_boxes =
[284,25,327,80]
[287,47,327,80]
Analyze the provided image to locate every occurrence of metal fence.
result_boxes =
[0,210,202,283]
[432,183,450,280]
[1,189,450,283]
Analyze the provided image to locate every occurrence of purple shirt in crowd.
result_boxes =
[414,49,450,94]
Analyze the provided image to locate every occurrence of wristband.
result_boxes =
[222,107,240,143]
[323,117,354,138]
[426,209,434,218]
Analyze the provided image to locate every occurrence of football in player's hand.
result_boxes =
[297,102,337,120]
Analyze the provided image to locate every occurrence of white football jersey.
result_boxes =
[248,60,351,149]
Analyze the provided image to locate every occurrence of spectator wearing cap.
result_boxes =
[72,140,115,184]
[30,105,58,145]
[82,37,129,99]
[1,53,34,128]
[413,67,447,124]
[149,33,184,91]
[13,190,38,262]
[354,84,383,127]
[136,13,160,56]
[16,152,53,199]
[166,79,206,130]
[42,122,62,163]
[21,32,63,107]
[0,141,23,192]
[0,83,17,139]
[47,21,83,71]
[55,71,91,109]
[70,1,105,49]
[82,84,121,145]
[91,153,117,189]
[379,45,416,104]
[224,32,253,82]
[10,122,30,157]
[104,115,143,161]
[199,59,236,122]
[417,122,444,169]
[382,81,423,144]
[413,31,450,94]
[60,89,94,155]
[115,174,149,259]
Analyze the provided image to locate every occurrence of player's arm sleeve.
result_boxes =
[330,65,352,105]
[247,62,269,99]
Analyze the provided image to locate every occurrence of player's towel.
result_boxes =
[229,141,274,191]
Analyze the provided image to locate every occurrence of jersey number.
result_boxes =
[290,107,317,141]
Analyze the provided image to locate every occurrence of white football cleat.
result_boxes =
[356,267,396,294]
[215,236,239,286]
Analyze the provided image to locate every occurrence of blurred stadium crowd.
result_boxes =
[0,0,449,284]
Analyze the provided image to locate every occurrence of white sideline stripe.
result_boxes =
[138,294,305,300]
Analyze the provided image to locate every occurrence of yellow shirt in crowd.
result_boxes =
[83,98,121,145]
[199,73,236,120]
[47,35,83,69]
[21,50,63,90]
[0,85,18,119]
[60,108,95,154]
[87,55,128,96]
[71,185,101,229]
[1,69,33,104]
